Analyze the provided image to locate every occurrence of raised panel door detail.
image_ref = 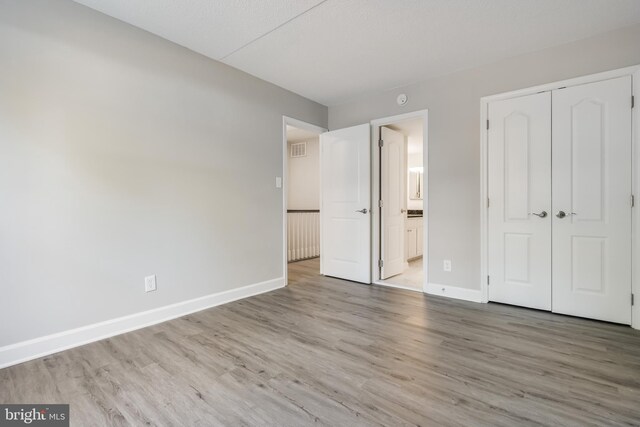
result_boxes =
[388,142,402,213]
[504,113,530,222]
[326,218,362,263]
[571,100,605,223]
[329,141,360,203]
[571,236,606,294]
[504,233,531,285]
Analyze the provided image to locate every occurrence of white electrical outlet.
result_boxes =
[145,275,157,293]
[443,260,452,272]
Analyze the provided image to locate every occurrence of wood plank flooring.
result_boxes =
[2,257,640,426]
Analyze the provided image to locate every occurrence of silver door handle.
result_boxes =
[556,211,576,219]
[529,211,547,218]
[355,208,368,214]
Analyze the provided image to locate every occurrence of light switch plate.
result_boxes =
[275,176,282,188]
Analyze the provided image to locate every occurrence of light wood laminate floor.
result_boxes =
[2,258,640,426]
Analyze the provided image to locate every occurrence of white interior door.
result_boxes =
[320,124,371,284]
[381,127,406,279]
[552,76,633,324]
[488,92,552,310]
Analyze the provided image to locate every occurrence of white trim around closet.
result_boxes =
[479,64,640,329]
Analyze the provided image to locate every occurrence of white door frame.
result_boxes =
[479,65,640,329]
[371,110,429,292]
[282,116,327,286]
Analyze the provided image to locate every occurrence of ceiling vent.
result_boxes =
[290,142,307,158]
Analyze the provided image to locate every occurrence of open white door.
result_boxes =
[380,127,406,279]
[552,76,632,324]
[320,124,371,283]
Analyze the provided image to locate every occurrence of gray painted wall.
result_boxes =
[329,24,640,291]
[0,0,326,346]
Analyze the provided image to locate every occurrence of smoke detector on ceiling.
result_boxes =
[397,93,408,106]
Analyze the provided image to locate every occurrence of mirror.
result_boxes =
[409,170,423,200]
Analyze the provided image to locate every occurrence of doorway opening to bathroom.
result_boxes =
[372,112,428,292]
[282,117,326,285]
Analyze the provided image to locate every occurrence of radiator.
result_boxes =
[287,211,320,262]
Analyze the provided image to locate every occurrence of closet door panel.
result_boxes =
[552,76,632,324]
[487,92,552,310]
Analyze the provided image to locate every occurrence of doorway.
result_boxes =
[283,112,427,290]
[282,117,326,286]
[372,111,429,292]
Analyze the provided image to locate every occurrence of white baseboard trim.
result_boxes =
[373,280,422,293]
[0,277,284,370]
[425,283,484,303]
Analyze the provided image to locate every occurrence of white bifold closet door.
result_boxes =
[488,91,552,310]
[488,76,633,324]
[552,76,632,324]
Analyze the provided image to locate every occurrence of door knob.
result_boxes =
[355,208,368,214]
[529,211,547,218]
[556,211,576,219]
[401,209,406,213]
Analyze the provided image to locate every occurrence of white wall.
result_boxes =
[329,24,640,291]
[287,138,320,210]
[0,0,326,347]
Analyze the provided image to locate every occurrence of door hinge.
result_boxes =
[487,275,490,285]
[378,259,384,268]
[632,293,635,306]
[632,195,635,208]
[379,200,384,208]
[486,120,489,130]
[487,198,490,208]
[632,95,635,109]
[378,139,384,148]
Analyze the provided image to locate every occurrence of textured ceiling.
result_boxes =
[73,0,326,59]
[73,0,640,106]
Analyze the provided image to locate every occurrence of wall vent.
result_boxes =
[290,142,307,158]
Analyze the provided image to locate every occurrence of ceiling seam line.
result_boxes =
[219,0,329,60]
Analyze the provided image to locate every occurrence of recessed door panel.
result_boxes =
[329,142,360,203]
[488,92,552,310]
[571,236,606,294]
[504,113,531,221]
[552,76,632,324]
[504,233,531,285]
